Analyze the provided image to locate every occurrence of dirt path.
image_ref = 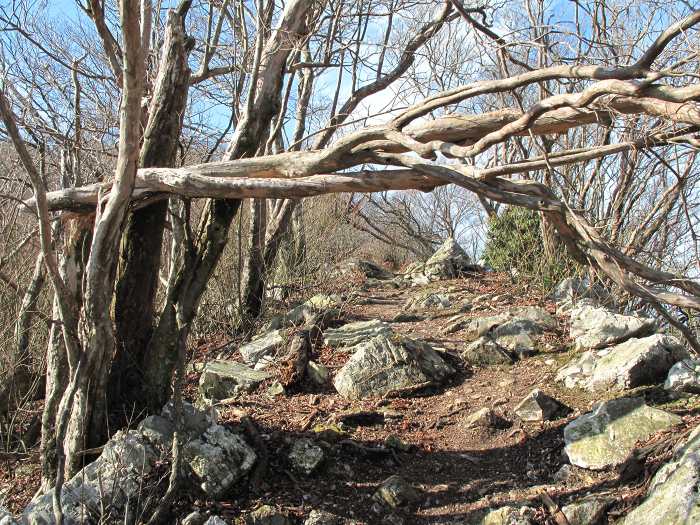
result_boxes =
[4,271,699,524]
[180,272,699,524]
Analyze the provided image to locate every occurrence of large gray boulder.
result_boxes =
[664,359,700,395]
[23,402,254,524]
[23,430,160,524]
[323,319,393,348]
[570,304,656,350]
[333,335,454,399]
[199,360,272,401]
[556,334,689,391]
[620,425,700,524]
[403,238,476,284]
[564,397,681,470]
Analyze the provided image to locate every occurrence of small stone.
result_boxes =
[385,434,412,451]
[372,475,421,508]
[307,361,330,385]
[304,509,345,525]
[288,438,325,475]
[465,408,509,429]
[267,381,285,397]
[246,505,291,525]
[514,389,569,422]
[561,495,613,525]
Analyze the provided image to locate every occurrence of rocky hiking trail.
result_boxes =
[7,240,700,525]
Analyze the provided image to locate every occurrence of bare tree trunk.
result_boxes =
[111,3,193,409]
[142,0,316,409]
[39,216,93,492]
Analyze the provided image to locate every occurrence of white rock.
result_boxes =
[664,359,700,395]
[570,304,656,350]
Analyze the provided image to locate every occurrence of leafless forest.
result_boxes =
[1,0,700,523]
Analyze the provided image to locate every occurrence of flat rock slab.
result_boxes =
[462,336,514,366]
[462,306,557,355]
[323,319,393,348]
[404,291,451,311]
[665,358,700,395]
[564,397,681,470]
[570,304,656,350]
[199,360,273,401]
[239,329,287,366]
[620,425,700,525]
[557,334,689,391]
[333,335,454,400]
[464,306,557,340]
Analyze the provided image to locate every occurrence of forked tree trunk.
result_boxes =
[141,0,316,409]
[111,5,193,408]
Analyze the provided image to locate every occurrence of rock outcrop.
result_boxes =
[23,403,255,524]
[403,238,477,284]
[564,397,680,470]
[333,335,454,399]
[570,304,656,350]
[620,425,700,524]
[556,334,688,391]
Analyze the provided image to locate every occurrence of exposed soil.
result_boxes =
[3,270,700,524]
